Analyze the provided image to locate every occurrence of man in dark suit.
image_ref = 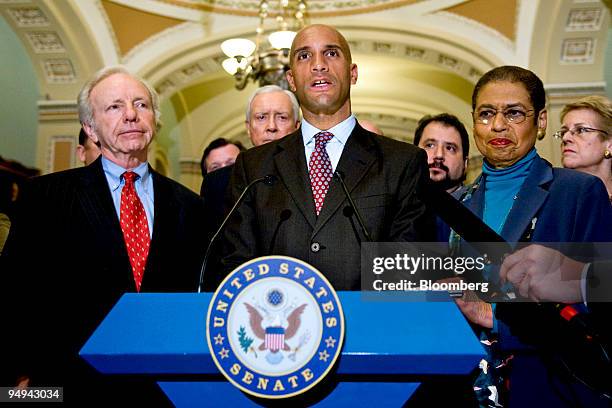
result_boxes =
[2,66,206,404]
[199,138,244,184]
[200,86,300,242]
[217,25,433,291]
[413,113,470,242]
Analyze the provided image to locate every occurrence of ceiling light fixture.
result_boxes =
[220,0,307,90]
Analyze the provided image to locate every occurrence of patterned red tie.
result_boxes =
[120,171,150,292]
[309,131,334,216]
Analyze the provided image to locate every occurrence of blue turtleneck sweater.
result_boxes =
[482,148,537,234]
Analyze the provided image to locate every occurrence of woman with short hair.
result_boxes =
[455,66,612,407]
[557,95,612,201]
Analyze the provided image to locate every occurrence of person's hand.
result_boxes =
[439,277,493,328]
[500,244,584,303]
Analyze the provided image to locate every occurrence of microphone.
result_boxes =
[197,174,277,292]
[334,171,372,242]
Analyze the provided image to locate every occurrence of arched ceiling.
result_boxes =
[1,0,610,176]
[159,0,423,17]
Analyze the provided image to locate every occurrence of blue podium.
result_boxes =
[81,292,484,406]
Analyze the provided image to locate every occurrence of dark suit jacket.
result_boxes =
[200,165,233,242]
[214,123,434,291]
[1,156,206,403]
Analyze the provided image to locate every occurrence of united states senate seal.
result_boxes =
[206,256,345,399]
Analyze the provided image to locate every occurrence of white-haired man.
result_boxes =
[245,84,301,146]
[2,66,206,405]
[199,85,300,269]
[200,85,300,197]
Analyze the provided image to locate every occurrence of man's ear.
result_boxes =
[350,63,358,85]
[76,145,86,164]
[82,122,99,144]
[286,70,296,92]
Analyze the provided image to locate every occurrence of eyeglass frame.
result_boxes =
[553,126,609,140]
[472,107,536,125]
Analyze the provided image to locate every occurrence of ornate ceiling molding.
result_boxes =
[566,7,605,31]
[42,58,76,83]
[149,26,496,100]
[5,4,49,26]
[2,2,77,86]
[25,31,65,53]
[347,36,486,83]
[545,81,607,106]
[554,3,609,67]
[158,0,422,17]
[37,100,78,122]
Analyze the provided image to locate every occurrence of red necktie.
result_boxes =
[120,171,150,292]
[309,131,334,216]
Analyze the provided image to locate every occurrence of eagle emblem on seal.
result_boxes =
[244,302,307,364]
[206,256,344,399]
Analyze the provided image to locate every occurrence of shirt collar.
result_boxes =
[101,156,150,192]
[302,114,356,146]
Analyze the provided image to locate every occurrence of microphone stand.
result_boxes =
[334,171,372,242]
[197,175,276,293]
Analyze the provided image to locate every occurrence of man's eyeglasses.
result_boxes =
[474,108,534,125]
[553,126,609,140]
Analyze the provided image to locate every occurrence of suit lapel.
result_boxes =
[313,124,377,236]
[501,156,552,243]
[274,132,317,229]
[75,158,133,286]
[141,167,182,290]
[465,177,485,218]
[150,168,169,244]
[77,158,125,247]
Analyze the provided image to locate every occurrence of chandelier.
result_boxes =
[220,0,307,90]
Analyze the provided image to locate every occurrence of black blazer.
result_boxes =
[1,156,206,401]
[200,164,233,242]
[215,123,434,291]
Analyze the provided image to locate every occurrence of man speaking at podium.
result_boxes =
[219,24,434,291]
[2,67,206,404]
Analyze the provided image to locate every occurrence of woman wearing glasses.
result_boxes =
[556,95,612,201]
[453,66,612,407]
